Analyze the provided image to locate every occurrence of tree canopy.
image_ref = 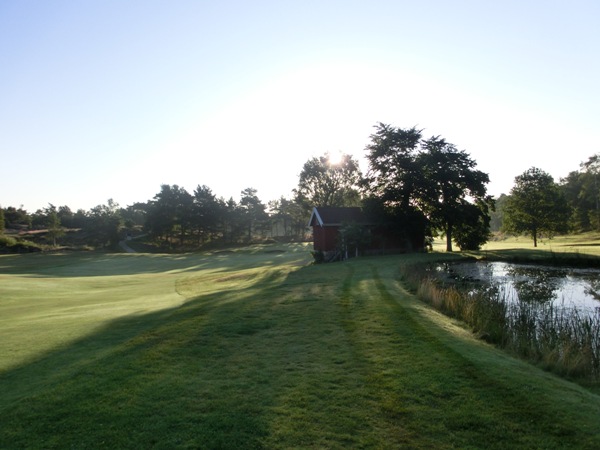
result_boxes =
[504,167,570,247]
[294,152,362,210]
[10,123,600,253]
[417,136,493,251]
[363,123,493,251]
[560,154,600,232]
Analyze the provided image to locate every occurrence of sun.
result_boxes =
[327,150,343,165]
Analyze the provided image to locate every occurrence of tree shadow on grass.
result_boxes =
[0,257,379,448]
[5,254,598,449]
[0,268,294,448]
[0,244,311,277]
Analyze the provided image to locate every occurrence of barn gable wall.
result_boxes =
[312,226,339,252]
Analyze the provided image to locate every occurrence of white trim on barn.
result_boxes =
[308,207,324,227]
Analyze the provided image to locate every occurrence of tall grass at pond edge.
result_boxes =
[400,263,600,383]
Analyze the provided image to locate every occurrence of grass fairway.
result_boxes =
[483,231,600,257]
[1,244,600,448]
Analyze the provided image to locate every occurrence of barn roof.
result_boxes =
[308,207,367,227]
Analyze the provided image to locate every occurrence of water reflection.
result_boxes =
[505,265,566,303]
[434,261,600,313]
[584,276,600,300]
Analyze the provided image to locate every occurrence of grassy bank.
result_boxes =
[1,245,600,448]
[400,261,600,384]
[482,232,600,263]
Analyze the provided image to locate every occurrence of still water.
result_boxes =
[435,261,600,314]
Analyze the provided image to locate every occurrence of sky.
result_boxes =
[1,1,599,212]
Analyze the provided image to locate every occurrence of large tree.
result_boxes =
[44,204,65,247]
[120,203,147,229]
[239,187,268,241]
[362,124,430,251]
[3,206,31,229]
[294,152,362,210]
[417,136,493,251]
[489,194,508,232]
[504,167,570,247]
[561,154,600,231]
[580,154,600,230]
[363,123,492,251]
[363,124,422,209]
[192,185,222,244]
[268,196,306,239]
[145,184,193,245]
[222,197,244,243]
[86,199,122,247]
[451,201,492,251]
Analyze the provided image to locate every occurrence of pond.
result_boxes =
[434,261,600,314]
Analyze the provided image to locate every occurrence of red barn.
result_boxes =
[308,206,366,252]
[309,206,427,259]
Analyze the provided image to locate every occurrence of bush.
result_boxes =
[454,221,491,251]
[0,234,42,253]
[311,250,324,264]
[0,235,17,247]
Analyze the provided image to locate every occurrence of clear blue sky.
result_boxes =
[1,1,599,212]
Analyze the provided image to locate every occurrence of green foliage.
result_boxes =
[504,167,570,247]
[146,185,194,245]
[294,152,362,210]
[489,194,508,232]
[120,203,147,228]
[453,202,492,250]
[0,234,16,247]
[310,249,324,263]
[560,154,600,232]
[144,184,278,248]
[239,187,269,241]
[363,123,422,208]
[402,262,600,381]
[0,207,4,234]
[363,123,492,252]
[192,185,221,244]
[418,136,493,251]
[85,199,122,248]
[0,235,42,253]
[337,222,371,256]
[268,197,307,239]
[362,196,429,251]
[3,206,31,229]
[44,204,65,246]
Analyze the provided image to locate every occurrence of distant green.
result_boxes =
[1,243,599,448]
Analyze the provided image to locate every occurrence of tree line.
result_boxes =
[491,155,600,247]
[1,122,598,252]
[142,185,307,248]
[1,199,128,249]
[0,187,308,250]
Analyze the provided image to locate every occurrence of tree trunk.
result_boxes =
[446,223,453,252]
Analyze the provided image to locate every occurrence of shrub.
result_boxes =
[0,235,17,247]
[0,235,42,253]
[311,250,324,264]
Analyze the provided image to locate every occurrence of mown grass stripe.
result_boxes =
[368,260,600,448]
[1,248,600,448]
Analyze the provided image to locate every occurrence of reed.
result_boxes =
[400,264,600,382]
